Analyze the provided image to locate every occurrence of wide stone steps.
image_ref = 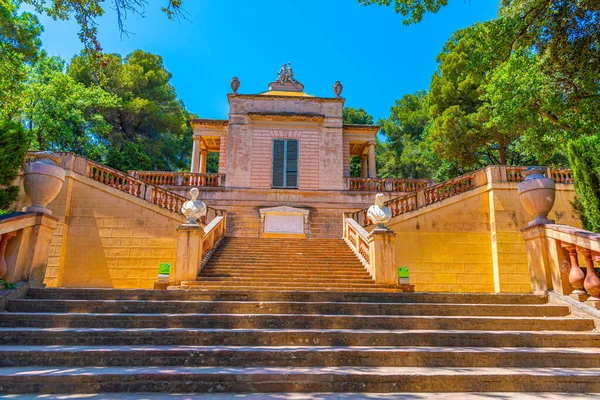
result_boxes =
[5,312,588,331]
[1,366,600,393]
[196,237,375,291]
[2,327,599,347]
[2,346,600,368]
[6,299,571,316]
[23,288,550,304]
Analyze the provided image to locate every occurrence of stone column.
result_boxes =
[361,156,368,178]
[200,150,208,174]
[368,227,396,284]
[172,224,205,284]
[191,138,201,173]
[367,142,376,178]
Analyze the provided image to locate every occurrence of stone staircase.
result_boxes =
[0,288,599,394]
[182,237,401,291]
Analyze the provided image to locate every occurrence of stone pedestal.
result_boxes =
[369,228,396,284]
[172,224,205,283]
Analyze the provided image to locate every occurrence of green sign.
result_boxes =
[159,263,171,275]
[398,267,409,278]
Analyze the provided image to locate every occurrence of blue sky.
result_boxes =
[27,0,498,121]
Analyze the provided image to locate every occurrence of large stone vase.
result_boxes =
[518,166,556,226]
[22,152,65,215]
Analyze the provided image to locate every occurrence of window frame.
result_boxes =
[271,138,299,189]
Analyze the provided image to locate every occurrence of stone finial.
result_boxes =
[230,76,240,94]
[333,81,343,98]
[518,166,556,226]
[181,188,207,225]
[367,193,392,229]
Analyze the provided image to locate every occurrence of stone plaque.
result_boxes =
[259,206,310,237]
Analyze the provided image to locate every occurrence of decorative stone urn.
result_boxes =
[181,188,207,225]
[333,81,343,98]
[22,151,65,215]
[230,76,240,94]
[518,166,556,226]
[367,193,392,230]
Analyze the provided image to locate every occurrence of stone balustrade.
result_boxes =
[0,212,58,288]
[347,165,574,228]
[128,171,225,187]
[346,177,432,192]
[343,216,396,285]
[25,152,226,220]
[523,224,600,306]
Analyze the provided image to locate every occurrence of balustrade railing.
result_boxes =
[505,166,573,184]
[523,224,600,302]
[23,152,226,222]
[347,165,575,228]
[346,177,431,192]
[343,216,371,272]
[128,171,225,187]
[201,215,227,266]
[424,173,477,205]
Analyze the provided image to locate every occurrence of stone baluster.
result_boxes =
[583,250,600,301]
[564,245,586,299]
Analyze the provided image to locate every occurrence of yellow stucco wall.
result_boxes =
[387,182,579,293]
[14,171,184,289]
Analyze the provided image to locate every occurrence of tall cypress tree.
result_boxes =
[0,120,29,212]
[567,135,600,232]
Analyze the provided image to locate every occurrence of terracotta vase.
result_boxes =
[22,152,65,215]
[518,166,556,226]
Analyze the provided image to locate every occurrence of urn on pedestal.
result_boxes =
[230,76,240,94]
[333,81,343,98]
[22,151,65,215]
[518,166,556,226]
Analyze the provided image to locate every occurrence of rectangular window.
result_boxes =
[272,139,298,189]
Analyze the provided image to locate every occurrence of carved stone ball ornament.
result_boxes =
[230,76,240,93]
[367,193,392,229]
[333,81,343,98]
[181,188,207,225]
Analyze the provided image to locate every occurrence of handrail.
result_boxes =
[342,217,371,274]
[200,215,226,268]
[128,171,226,187]
[347,165,574,228]
[523,224,600,300]
[24,152,227,221]
[346,177,432,192]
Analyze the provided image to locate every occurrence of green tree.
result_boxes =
[343,107,375,177]
[0,120,28,212]
[22,55,119,156]
[22,0,183,53]
[568,135,600,232]
[0,0,42,119]
[358,0,448,24]
[68,50,191,172]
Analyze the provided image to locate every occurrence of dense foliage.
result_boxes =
[0,120,28,211]
[568,135,600,232]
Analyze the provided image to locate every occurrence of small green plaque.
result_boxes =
[398,267,409,278]
[159,263,171,275]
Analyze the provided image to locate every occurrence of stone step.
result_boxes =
[7,300,570,317]
[199,271,372,279]
[0,313,593,331]
[205,258,364,264]
[0,393,592,399]
[179,285,405,292]
[201,264,368,271]
[24,288,550,304]
[194,277,376,284]
[1,346,599,368]
[183,281,395,289]
[1,366,600,393]
[1,327,599,347]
